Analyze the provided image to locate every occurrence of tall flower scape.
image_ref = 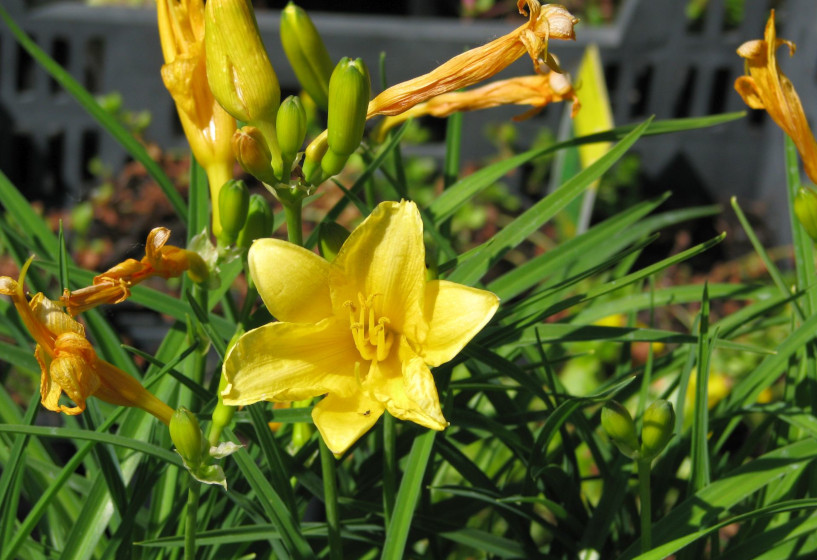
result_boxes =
[3,0,803,558]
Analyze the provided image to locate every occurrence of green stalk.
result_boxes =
[319,440,342,560]
[382,413,397,526]
[637,459,652,553]
[184,479,201,560]
[283,198,304,246]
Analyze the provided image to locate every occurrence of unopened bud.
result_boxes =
[302,130,328,185]
[218,180,250,245]
[318,222,350,262]
[601,400,639,459]
[280,2,334,110]
[327,57,370,158]
[320,148,350,178]
[640,400,675,461]
[233,127,278,184]
[237,194,274,248]
[277,95,307,177]
[205,0,280,124]
[795,187,817,243]
[170,407,207,468]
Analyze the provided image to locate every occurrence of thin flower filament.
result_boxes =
[346,293,393,363]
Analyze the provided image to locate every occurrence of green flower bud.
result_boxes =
[277,95,307,178]
[232,127,278,184]
[601,400,639,459]
[186,252,211,285]
[320,148,349,178]
[218,180,250,245]
[237,194,274,248]
[640,400,675,461]
[205,0,280,125]
[327,57,370,158]
[302,130,328,185]
[170,407,207,468]
[280,2,334,110]
[795,187,817,243]
[318,221,350,262]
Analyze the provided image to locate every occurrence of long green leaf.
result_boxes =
[446,118,653,285]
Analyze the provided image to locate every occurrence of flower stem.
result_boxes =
[283,198,303,246]
[637,458,652,552]
[184,477,201,560]
[383,412,397,526]
[319,440,342,560]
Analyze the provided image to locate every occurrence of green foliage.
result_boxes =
[1,4,816,560]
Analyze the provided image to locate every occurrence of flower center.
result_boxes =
[345,293,393,362]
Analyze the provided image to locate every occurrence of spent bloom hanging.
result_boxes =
[366,1,578,118]
[61,227,208,316]
[0,258,174,423]
[221,201,499,454]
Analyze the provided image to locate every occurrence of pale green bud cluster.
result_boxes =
[601,399,675,462]
[218,180,250,245]
[277,96,308,180]
[280,2,334,110]
[795,187,817,243]
[237,194,274,248]
[170,407,208,469]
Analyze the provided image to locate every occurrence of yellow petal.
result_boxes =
[249,239,332,323]
[222,318,360,406]
[421,280,499,367]
[366,349,447,431]
[330,200,428,341]
[312,392,385,455]
[48,333,100,415]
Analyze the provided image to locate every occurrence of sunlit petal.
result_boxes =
[312,392,385,455]
[249,238,332,323]
[421,280,499,367]
[330,200,427,340]
[222,318,360,406]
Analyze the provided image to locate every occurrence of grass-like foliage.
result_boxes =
[2,3,817,559]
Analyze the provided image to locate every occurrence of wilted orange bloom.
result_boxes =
[367,0,578,118]
[735,10,817,184]
[0,258,173,423]
[61,227,207,316]
[156,0,236,236]
[374,69,580,140]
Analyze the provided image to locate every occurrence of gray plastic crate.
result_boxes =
[1,0,814,239]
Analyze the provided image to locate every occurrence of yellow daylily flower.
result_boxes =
[366,1,578,118]
[222,200,499,454]
[156,0,236,237]
[61,227,207,316]
[734,10,817,184]
[0,258,173,423]
[374,70,581,141]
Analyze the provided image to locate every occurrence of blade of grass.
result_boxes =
[446,118,653,285]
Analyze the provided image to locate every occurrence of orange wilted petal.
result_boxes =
[735,10,817,184]
[374,70,580,141]
[366,1,577,118]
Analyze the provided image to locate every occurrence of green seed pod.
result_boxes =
[795,187,817,243]
[277,95,307,177]
[318,221,350,262]
[170,407,207,468]
[232,127,279,184]
[205,0,280,125]
[302,130,329,185]
[601,400,639,459]
[640,400,675,461]
[280,2,334,111]
[218,179,250,245]
[237,194,274,248]
[327,57,370,157]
